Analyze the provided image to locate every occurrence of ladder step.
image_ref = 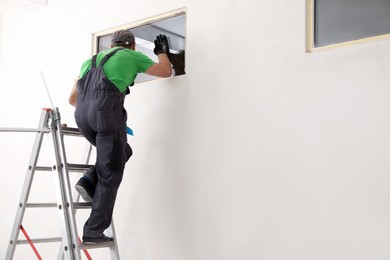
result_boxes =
[61,127,83,137]
[35,164,92,172]
[68,163,93,172]
[80,240,114,250]
[25,202,92,209]
[35,166,53,171]
[17,237,62,244]
[74,202,92,209]
[26,203,57,208]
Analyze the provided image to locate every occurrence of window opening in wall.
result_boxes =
[306,0,390,52]
[93,8,186,83]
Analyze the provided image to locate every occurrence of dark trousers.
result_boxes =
[75,94,132,238]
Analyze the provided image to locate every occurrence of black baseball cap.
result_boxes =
[111,30,135,46]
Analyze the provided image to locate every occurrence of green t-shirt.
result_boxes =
[79,47,155,93]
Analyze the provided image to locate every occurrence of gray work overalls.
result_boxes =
[75,47,132,238]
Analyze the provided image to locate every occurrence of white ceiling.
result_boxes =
[0,0,47,13]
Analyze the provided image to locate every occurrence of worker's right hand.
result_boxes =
[153,34,170,55]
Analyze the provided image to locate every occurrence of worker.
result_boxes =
[68,30,172,244]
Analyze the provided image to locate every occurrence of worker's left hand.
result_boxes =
[153,34,170,55]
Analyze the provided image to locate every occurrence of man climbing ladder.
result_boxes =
[68,30,172,244]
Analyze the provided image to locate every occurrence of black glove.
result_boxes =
[153,34,170,55]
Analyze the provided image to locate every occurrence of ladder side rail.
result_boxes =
[53,108,85,260]
[106,221,120,260]
[5,109,51,260]
[56,129,88,260]
[52,110,81,260]
[58,142,93,260]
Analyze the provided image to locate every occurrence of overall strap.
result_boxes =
[99,47,125,67]
[91,54,97,69]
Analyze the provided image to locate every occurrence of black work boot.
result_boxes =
[82,234,112,244]
[75,176,95,202]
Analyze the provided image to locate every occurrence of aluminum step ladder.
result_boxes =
[2,108,120,260]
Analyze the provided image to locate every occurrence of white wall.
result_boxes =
[0,15,2,65]
[1,0,390,259]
